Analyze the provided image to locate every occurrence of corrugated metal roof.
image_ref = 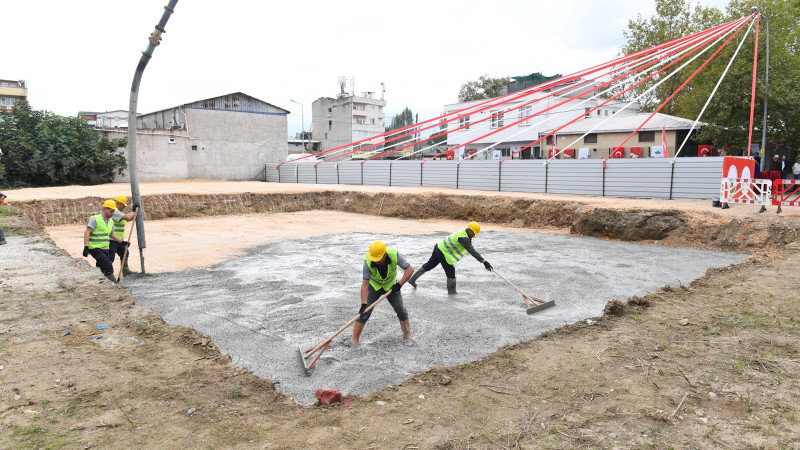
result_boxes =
[146,92,289,115]
[544,113,705,135]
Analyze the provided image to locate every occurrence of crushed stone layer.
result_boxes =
[124,230,747,405]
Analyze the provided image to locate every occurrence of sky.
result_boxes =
[5,0,732,138]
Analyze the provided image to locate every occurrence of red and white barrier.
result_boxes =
[720,178,772,206]
[772,179,800,213]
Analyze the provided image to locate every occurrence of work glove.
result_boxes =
[391,283,402,294]
[483,261,493,271]
[132,203,140,212]
[358,303,369,319]
[121,241,130,250]
[82,246,89,257]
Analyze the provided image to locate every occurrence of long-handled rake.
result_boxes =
[491,268,555,314]
[298,290,391,376]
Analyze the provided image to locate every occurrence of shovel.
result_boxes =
[491,268,555,314]
[298,290,392,376]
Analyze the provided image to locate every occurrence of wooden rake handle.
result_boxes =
[303,290,392,359]
[116,210,139,280]
[491,268,547,304]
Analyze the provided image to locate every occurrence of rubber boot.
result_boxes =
[350,321,365,346]
[407,268,426,289]
[447,278,457,295]
[122,259,133,276]
[400,319,413,346]
[105,272,118,284]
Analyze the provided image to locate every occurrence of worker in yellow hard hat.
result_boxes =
[407,221,492,295]
[108,195,138,275]
[82,200,126,283]
[351,240,416,347]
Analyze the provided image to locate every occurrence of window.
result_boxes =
[355,118,365,125]
[370,118,375,125]
[490,111,504,128]
[639,131,655,142]
[584,133,598,144]
[354,104,365,111]
[328,120,332,130]
[546,135,554,145]
[500,148,511,157]
[584,107,591,118]
[518,105,532,126]
[191,145,198,151]
[370,106,376,112]
[458,115,471,130]
[0,97,15,107]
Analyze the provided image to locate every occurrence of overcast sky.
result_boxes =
[6,0,731,137]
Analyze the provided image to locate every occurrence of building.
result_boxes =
[97,92,288,181]
[444,79,640,159]
[311,90,386,155]
[0,79,27,110]
[540,112,706,159]
[80,110,131,129]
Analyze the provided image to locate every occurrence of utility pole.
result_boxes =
[127,0,178,274]
[757,8,769,169]
[290,99,305,152]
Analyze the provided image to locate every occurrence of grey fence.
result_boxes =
[267,157,725,200]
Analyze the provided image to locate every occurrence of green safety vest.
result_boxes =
[88,214,113,250]
[364,248,399,291]
[437,229,469,265]
[112,218,126,241]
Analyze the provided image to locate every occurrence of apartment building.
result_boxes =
[0,79,27,110]
[311,90,386,154]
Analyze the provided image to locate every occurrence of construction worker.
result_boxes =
[351,240,415,347]
[109,195,137,275]
[407,221,492,294]
[83,200,125,283]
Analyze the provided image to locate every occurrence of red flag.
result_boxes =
[662,126,670,157]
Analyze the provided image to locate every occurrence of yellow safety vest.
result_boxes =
[112,218,126,241]
[437,229,469,265]
[365,248,398,291]
[88,214,113,250]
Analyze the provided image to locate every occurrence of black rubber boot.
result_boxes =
[447,278,457,295]
[122,260,133,276]
[105,272,118,284]
[408,268,426,288]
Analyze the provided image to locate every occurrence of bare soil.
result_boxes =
[1,182,799,449]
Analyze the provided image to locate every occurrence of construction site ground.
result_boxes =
[1,180,799,448]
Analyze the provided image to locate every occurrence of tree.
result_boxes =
[457,75,510,102]
[0,101,128,187]
[622,0,800,153]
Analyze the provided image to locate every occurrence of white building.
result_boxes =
[81,110,132,129]
[311,90,386,154]
[443,79,639,159]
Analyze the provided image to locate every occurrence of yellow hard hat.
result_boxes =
[114,195,128,205]
[102,199,117,210]
[468,221,480,237]
[367,240,387,262]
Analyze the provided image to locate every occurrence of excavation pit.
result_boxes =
[123,229,747,405]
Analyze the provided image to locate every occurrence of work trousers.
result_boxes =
[89,248,114,276]
[108,240,126,263]
[421,244,456,279]
[357,285,408,324]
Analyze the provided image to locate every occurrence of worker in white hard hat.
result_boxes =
[108,195,138,275]
[407,221,492,295]
[83,200,125,283]
[351,240,415,347]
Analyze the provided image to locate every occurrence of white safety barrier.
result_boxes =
[719,178,772,207]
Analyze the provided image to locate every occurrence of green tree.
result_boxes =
[384,107,417,155]
[623,0,800,152]
[457,75,510,102]
[0,101,127,187]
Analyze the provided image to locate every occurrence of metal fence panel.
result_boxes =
[604,159,673,198]
[265,164,280,182]
[499,160,546,193]
[363,161,391,186]
[547,160,603,195]
[458,161,500,191]
[297,164,316,184]
[672,157,724,199]
[316,162,338,184]
[279,164,298,183]
[338,161,362,185]
[390,161,421,187]
[422,161,458,188]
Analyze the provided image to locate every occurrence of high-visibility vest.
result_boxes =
[364,248,398,291]
[112,218,126,241]
[437,229,469,265]
[88,214,113,250]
